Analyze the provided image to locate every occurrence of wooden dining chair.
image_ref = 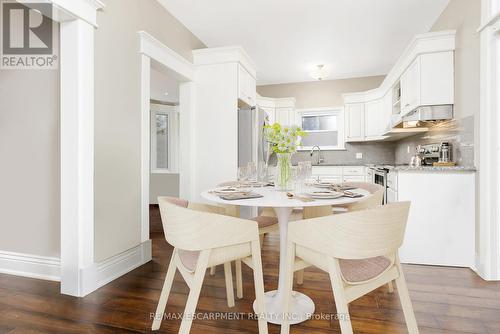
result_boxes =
[294,182,385,287]
[152,197,268,334]
[210,181,279,299]
[335,182,384,212]
[281,202,419,334]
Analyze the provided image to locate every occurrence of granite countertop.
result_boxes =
[297,163,389,167]
[392,165,476,172]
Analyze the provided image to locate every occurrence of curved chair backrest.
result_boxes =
[343,182,384,211]
[158,196,258,252]
[289,202,410,260]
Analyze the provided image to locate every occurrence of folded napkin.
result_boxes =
[239,181,274,187]
[218,192,263,200]
[342,190,364,198]
[331,185,358,191]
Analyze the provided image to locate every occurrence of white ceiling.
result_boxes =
[158,0,449,85]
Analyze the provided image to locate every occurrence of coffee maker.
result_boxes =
[418,142,452,166]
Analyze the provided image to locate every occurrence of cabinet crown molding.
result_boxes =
[192,46,256,78]
[343,30,456,104]
[256,96,295,108]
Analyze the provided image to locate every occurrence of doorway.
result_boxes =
[138,31,196,243]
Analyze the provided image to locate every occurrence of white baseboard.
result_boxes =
[475,254,500,281]
[0,240,152,296]
[0,250,61,281]
[80,239,152,296]
[96,239,152,287]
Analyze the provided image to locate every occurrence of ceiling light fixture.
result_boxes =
[310,64,331,81]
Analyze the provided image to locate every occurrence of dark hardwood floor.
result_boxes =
[1,206,500,333]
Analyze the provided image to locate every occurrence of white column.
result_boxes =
[477,0,500,280]
[60,19,95,296]
[140,55,151,242]
[179,82,196,201]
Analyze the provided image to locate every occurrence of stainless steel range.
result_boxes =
[366,164,394,204]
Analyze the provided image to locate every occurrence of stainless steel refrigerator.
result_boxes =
[238,106,269,168]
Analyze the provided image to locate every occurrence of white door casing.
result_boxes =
[138,31,196,244]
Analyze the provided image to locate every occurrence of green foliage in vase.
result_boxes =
[264,123,306,154]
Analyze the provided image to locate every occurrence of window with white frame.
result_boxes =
[297,108,345,150]
[151,103,179,173]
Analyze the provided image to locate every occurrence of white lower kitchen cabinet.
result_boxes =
[312,166,365,183]
[343,175,365,182]
[396,171,475,268]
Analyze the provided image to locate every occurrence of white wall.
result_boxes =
[0,69,60,257]
[150,66,179,104]
[94,0,204,262]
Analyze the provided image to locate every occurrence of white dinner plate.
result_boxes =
[305,190,343,199]
[307,181,335,188]
[211,187,250,195]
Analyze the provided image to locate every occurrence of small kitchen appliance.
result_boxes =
[418,142,453,166]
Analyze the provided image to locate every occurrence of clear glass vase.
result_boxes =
[275,153,293,191]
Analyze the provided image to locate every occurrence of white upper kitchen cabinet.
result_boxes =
[400,51,454,116]
[238,64,256,107]
[381,91,393,132]
[343,31,456,141]
[364,99,382,138]
[257,96,296,126]
[345,103,365,141]
[400,57,421,115]
[275,107,293,125]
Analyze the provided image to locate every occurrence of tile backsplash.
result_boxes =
[267,116,474,167]
[394,116,475,166]
[267,142,396,166]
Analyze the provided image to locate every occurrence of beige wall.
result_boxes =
[149,174,179,204]
[257,75,385,109]
[94,0,204,262]
[0,69,60,257]
[431,0,480,120]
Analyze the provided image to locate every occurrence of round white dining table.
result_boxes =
[201,186,369,325]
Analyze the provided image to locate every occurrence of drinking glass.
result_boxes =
[291,166,299,191]
[238,166,248,182]
[257,162,268,182]
[298,161,312,193]
[247,162,257,182]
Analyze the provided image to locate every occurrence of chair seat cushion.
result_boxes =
[339,256,392,283]
[251,215,278,228]
[165,197,189,208]
[178,250,199,272]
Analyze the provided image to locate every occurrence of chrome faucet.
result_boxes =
[310,146,324,165]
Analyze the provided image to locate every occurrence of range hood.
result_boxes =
[402,105,453,122]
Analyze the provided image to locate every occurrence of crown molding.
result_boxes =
[193,46,257,79]
[17,0,105,27]
[343,30,456,103]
